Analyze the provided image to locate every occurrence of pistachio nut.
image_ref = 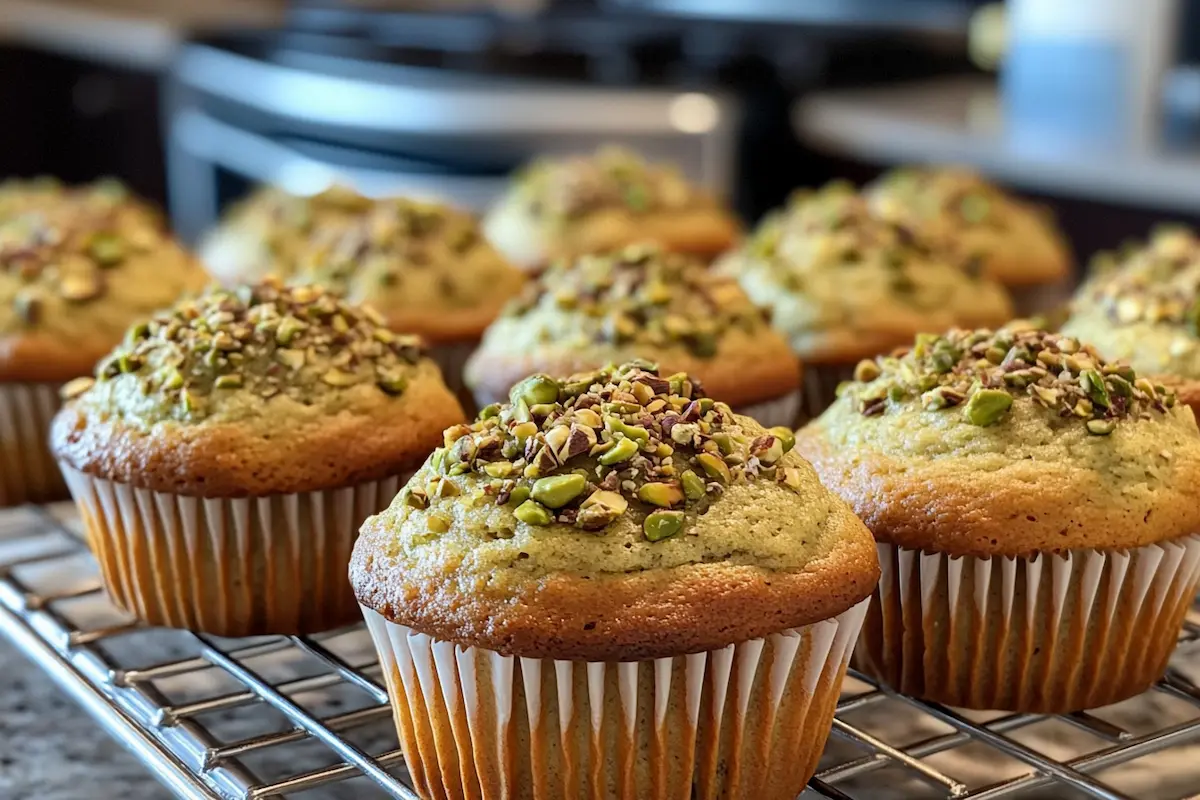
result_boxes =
[510,374,560,407]
[514,499,554,525]
[598,437,639,465]
[695,452,731,484]
[680,470,707,500]
[530,474,587,508]
[963,388,1013,426]
[637,481,684,508]
[643,510,685,542]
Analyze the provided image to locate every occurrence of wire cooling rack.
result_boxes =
[3,504,1200,800]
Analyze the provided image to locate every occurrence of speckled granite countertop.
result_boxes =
[0,641,164,800]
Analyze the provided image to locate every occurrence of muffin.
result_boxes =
[865,166,1073,312]
[1062,226,1200,417]
[719,182,1013,422]
[483,146,741,272]
[200,186,526,398]
[464,244,801,426]
[797,326,1200,712]
[51,278,465,636]
[352,360,878,799]
[0,178,208,506]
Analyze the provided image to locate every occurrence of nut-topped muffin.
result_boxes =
[483,145,741,272]
[865,166,1072,311]
[798,326,1200,712]
[52,277,465,635]
[353,361,878,800]
[719,182,1013,420]
[200,186,525,398]
[464,243,800,425]
[1062,226,1200,417]
[198,185,373,285]
[0,178,208,506]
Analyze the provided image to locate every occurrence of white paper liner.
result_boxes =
[736,389,801,429]
[799,363,857,424]
[430,340,479,414]
[363,598,869,799]
[0,383,67,507]
[856,537,1200,711]
[61,465,405,636]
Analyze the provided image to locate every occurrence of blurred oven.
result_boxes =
[163,33,739,244]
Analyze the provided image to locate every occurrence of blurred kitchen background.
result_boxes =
[2,0,1199,270]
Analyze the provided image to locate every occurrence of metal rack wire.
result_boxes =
[3,503,1200,800]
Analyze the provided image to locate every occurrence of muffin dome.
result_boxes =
[463,244,798,408]
[52,278,465,496]
[719,183,1013,363]
[865,166,1071,288]
[1,179,208,382]
[199,185,372,284]
[483,146,741,271]
[200,187,525,344]
[1062,227,1200,407]
[798,326,1200,557]
[352,360,877,661]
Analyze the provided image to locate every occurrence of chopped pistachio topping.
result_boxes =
[419,360,798,541]
[1075,226,1200,335]
[68,277,426,417]
[868,167,1012,229]
[515,146,712,220]
[742,181,984,289]
[844,327,1175,433]
[213,186,513,310]
[502,244,768,358]
[1,178,168,326]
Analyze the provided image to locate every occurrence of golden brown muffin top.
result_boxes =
[799,326,1200,557]
[60,277,429,424]
[201,187,524,342]
[463,244,800,407]
[52,277,466,496]
[720,183,1013,362]
[352,360,878,659]
[865,166,1071,287]
[512,146,716,221]
[0,179,209,382]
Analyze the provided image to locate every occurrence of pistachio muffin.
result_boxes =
[200,186,525,399]
[797,326,1200,712]
[865,166,1072,311]
[1062,226,1200,417]
[0,178,208,506]
[198,185,372,285]
[464,243,800,425]
[353,361,877,799]
[719,182,1013,421]
[483,146,741,272]
[51,278,465,636]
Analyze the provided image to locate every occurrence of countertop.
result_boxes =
[0,642,164,800]
[0,0,284,69]
[793,75,1200,214]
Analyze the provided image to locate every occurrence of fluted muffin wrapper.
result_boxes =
[735,390,801,429]
[430,340,479,415]
[60,466,405,637]
[799,363,857,425]
[855,537,1200,712]
[362,598,869,800]
[0,383,67,507]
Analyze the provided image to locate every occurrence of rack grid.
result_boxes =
[3,503,1200,800]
